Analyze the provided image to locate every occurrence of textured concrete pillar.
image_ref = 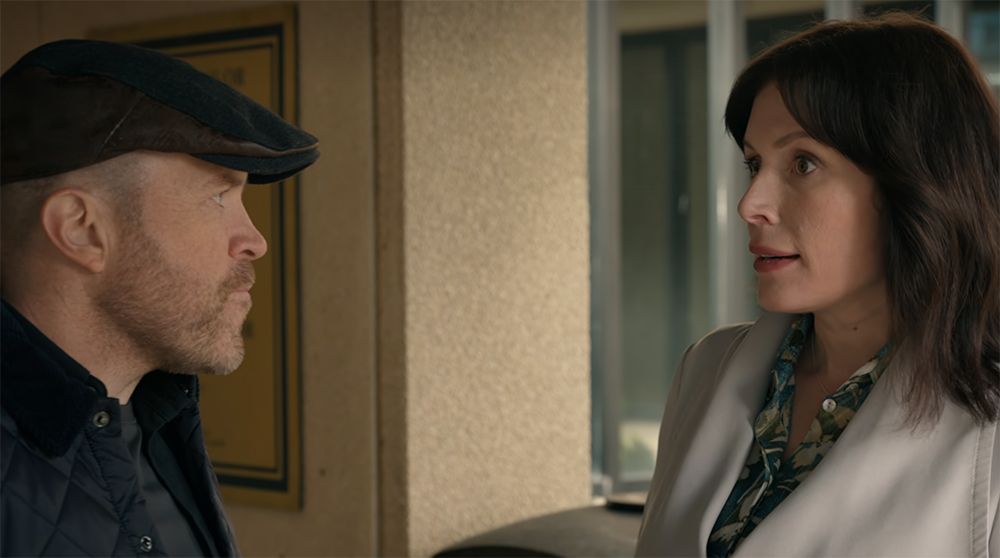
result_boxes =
[375,1,591,555]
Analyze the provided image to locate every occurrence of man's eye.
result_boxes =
[793,155,817,175]
[211,192,226,207]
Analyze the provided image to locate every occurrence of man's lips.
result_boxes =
[226,263,256,295]
[229,284,254,302]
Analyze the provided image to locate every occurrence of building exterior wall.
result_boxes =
[393,1,591,555]
[1,1,590,555]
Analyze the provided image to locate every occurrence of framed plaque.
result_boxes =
[96,4,303,509]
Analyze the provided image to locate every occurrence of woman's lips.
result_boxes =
[753,255,800,273]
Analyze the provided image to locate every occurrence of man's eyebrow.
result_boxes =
[204,172,246,189]
[743,130,810,152]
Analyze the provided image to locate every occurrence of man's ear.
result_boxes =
[39,189,112,274]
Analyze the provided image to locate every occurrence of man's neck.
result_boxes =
[5,295,151,403]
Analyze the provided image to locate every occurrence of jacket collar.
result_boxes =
[691,312,794,548]
[132,367,199,440]
[1,299,198,456]
[636,312,794,556]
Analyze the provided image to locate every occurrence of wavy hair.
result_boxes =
[725,13,1000,424]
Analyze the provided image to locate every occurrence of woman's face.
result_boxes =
[738,82,887,316]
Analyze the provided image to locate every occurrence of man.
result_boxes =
[0,40,319,556]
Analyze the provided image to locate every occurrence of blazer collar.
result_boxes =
[639,312,795,557]
[688,312,795,551]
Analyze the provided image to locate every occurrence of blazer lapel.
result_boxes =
[638,312,792,556]
[733,361,996,557]
[640,312,998,558]
[690,312,793,550]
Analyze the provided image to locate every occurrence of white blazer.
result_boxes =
[635,312,999,557]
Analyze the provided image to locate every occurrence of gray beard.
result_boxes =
[95,223,252,376]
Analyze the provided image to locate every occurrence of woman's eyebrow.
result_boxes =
[744,130,810,151]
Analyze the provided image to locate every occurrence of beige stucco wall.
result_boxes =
[394,2,591,554]
[1,1,590,556]
[233,2,379,556]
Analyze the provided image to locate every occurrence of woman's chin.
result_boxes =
[756,293,810,315]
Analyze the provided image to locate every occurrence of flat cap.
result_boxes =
[1,39,319,185]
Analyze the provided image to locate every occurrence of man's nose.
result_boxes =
[231,205,268,261]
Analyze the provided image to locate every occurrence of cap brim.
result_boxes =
[195,149,320,185]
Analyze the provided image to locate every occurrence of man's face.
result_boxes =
[97,152,267,375]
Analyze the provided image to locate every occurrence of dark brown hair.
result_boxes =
[725,13,1000,424]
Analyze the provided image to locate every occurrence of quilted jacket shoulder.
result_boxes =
[2,409,144,556]
[0,301,238,557]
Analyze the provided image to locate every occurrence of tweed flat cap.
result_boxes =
[1,39,319,185]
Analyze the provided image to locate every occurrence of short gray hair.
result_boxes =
[1,153,148,257]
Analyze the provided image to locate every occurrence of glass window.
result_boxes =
[968,0,1000,98]
[594,0,995,497]
[612,0,824,494]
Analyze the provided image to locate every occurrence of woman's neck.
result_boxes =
[808,296,891,385]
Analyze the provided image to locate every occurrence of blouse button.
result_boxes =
[822,398,837,413]
[92,411,111,428]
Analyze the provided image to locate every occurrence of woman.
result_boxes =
[636,13,999,557]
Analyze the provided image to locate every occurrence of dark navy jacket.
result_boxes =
[0,301,238,556]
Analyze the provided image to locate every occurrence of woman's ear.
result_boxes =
[39,188,112,274]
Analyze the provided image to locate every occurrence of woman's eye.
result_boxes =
[743,157,760,178]
[793,155,817,175]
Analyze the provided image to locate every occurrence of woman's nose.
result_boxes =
[737,172,780,226]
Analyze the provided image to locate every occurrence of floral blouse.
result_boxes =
[706,314,890,557]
